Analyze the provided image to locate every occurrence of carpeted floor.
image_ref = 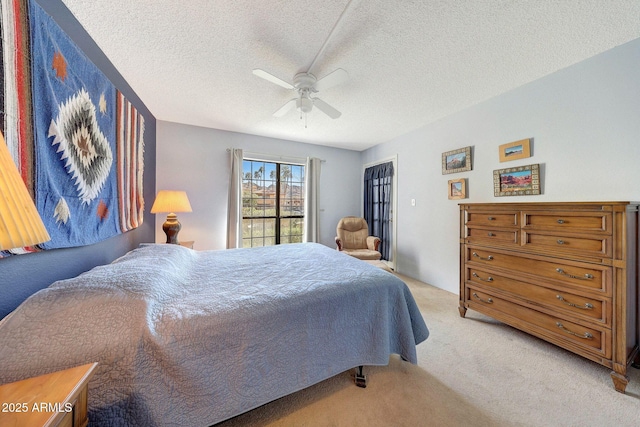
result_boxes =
[215,273,640,426]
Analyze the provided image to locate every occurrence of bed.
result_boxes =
[0,242,429,426]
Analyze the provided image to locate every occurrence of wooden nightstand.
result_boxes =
[0,363,97,427]
[179,240,194,249]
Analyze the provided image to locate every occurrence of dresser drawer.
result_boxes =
[466,267,609,324]
[465,227,519,246]
[57,409,73,427]
[465,247,610,294]
[522,230,611,258]
[465,211,519,228]
[522,211,611,234]
[465,286,610,359]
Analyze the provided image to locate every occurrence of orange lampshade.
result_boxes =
[150,190,192,214]
[0,131,50,250]
[150,190,192,245]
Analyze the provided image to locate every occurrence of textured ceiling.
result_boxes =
[60,0,640,151]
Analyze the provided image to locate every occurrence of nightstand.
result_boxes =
[0,363,97,427]
[179,240,194,249]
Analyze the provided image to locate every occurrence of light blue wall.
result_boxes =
[362,38,640,294]
[156,122,362,249]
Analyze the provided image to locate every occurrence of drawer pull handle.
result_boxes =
[556,295,594,310]
[555,268,593,280]
[555,322,593,340]
[472,292,493,304]
[488,217,495,221]
[488,232,495,237]
[557,239,565,245]
[557,219,565,224]
[472,252,493,261]
[472,272,494,282]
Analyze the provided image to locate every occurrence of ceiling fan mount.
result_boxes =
[293,72,317,91]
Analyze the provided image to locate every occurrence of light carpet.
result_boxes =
[215,273,640,426]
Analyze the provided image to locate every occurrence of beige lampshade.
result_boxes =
[150,190,192,214]
[0,131,51,250]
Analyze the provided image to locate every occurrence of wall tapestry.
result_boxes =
[0,0,35,198]
[0,0,144,256]
[30,0,118,248]
[116,91,145,232]
[0,0,38,257]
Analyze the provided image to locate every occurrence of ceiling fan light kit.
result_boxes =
[297,96,313,114]
[294,73,316,114]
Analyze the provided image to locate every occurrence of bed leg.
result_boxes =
[355,366,367,388]
[632,353,640,369]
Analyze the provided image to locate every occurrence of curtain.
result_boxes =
[303,157,321,243]
[226,148,243,249]
[363,161,393,260]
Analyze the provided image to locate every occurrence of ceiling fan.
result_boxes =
[252,68,348,119]
[252,0,357,121]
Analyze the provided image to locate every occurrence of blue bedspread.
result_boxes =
[0,243,428,426]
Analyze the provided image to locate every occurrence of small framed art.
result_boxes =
[442,146,472,174]
[493,163,540,197]
[499,138,531,162]
[448,178,466,200]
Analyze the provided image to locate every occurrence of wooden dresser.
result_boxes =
[459,202,639,392]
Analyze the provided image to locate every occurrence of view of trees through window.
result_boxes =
[242,160,305,247]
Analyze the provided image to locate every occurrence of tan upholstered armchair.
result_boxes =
[335,216,382,260]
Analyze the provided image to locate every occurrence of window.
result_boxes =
[242,159,305,247]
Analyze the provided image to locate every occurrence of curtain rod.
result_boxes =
[226,148,325,163]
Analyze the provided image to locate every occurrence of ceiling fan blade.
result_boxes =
[314,68,348,92]
[253,69,294,90]
[313,98,341,119]
[273,98,296,117]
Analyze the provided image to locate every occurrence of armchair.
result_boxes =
[335,216,382,260]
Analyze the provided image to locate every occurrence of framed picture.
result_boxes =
[493,163,541,197]
[448,178,466,200]
[442,146,472,175]
[499,138,531,162]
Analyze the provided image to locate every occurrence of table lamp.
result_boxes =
[0,131,51,250]
[150,190,192,244]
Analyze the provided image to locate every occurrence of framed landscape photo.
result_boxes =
[499,138,531,162]
[448,178,466,200]
[493,163,541,197]
[442,146,472,174]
